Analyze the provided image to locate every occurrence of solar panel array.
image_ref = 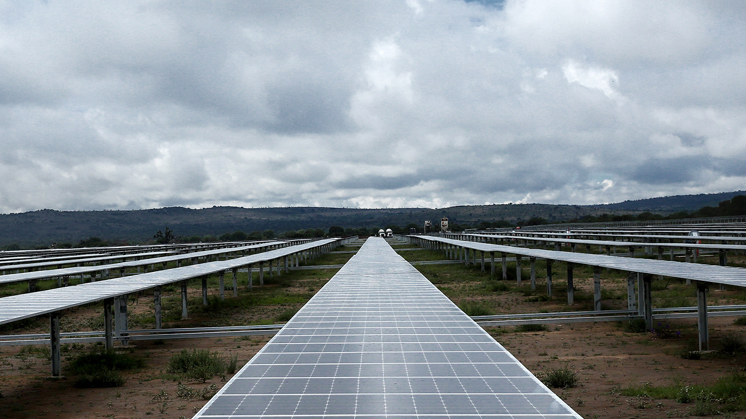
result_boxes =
[0,239,338,326]
[195,237,580,418]
[415,236,746,288]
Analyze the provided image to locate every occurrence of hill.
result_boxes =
[0,190,743,247]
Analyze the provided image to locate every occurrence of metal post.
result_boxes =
[501,253,507,281]
[546,259,553,297]
[515,255,522,286]
[490,252,495,278]
[480,251,485,272]
[219,272,225,301]
[202,276,208,305]
[154,288,162,330]
[50,312,61,377]
[637,273,644,316]
[104,298,113,350]
[248,265,253,290]
[117,295,129,345]
[284,256,289,273]
[530,257,536,291]
[643,276,653,331]
[697,283,709,351]
[465,247,470,266]
[181,280,188,320]
[627,272,636,310]
[232,268,239,297]
[593,266,601,311]
[259,262,264,285]
[566,262,574,305]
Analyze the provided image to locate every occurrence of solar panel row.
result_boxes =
[195,237,580,418]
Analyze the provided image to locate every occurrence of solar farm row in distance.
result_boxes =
[0,239,330,325]
[0,240,276,273]
[413,236,746,292]
[411,235,746,351]
[194,237,581,418]
[0,250,175,273]
[0,240,306,288]
[460,233,746,258]
[508,230,746,244]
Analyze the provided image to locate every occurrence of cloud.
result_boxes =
[0,0,745,213]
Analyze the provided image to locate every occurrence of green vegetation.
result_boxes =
[167,349,227,382]
[458,301,494,316]
[542,368,578,388]
[67,349,144,388]
[515,324,548,332]
[621,373,746,414]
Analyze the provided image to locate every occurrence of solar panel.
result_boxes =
[195,237,580,418]
[415,236,746,288]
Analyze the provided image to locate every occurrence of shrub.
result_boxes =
[275,308,299,322]
[719,333,746,355]
[623,318,648,333]
[227,353,239,374]
[67,349,142,388]
[543,368,577,388]
[168,349,226,382]
[458,301,494,316]
[734,316,746,326]
[515,324,548,332]
[676,386,693,403]
[75,369,126,388]
[68,349,144,375]
[488,281,509,292]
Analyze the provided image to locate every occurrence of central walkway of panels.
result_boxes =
[195,237,580,418]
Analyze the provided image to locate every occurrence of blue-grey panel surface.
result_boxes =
[195,237,580,418]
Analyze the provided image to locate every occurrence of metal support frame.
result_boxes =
[50,311,61,377]
[643,276,653,331]
[593,266,602,311]
[248,265,253,289]
[480,252,485,272]
[104,298,113,349]
[219,272,225,300]
[697,282,709,351]
[566,262,574,305]
[259,262,264,285]
[202,276,209,305]
[490,252,495,278]
[181,280,188,320]
[501,253,507,281]
[515,255,522,285]
[154,288,162,330]
[627,272,636,310]
[116,294,129,345]
[232,268,239,297]
[635,273,644,316]
[546,259,553,297]
[530,257,536,291]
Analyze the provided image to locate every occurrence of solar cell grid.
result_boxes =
[194,237,580,418]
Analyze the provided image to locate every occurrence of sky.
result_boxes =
[1,0,745,213]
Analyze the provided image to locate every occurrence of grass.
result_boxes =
[621,373,746,414]
[458,301,494,316]
[167,349,227,382]
[67,349,144,388]
[542,368,578,388]
[515,324,548,332]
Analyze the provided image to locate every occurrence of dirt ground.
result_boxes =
[0,243,745,418]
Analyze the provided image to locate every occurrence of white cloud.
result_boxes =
[0,0,745,213]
